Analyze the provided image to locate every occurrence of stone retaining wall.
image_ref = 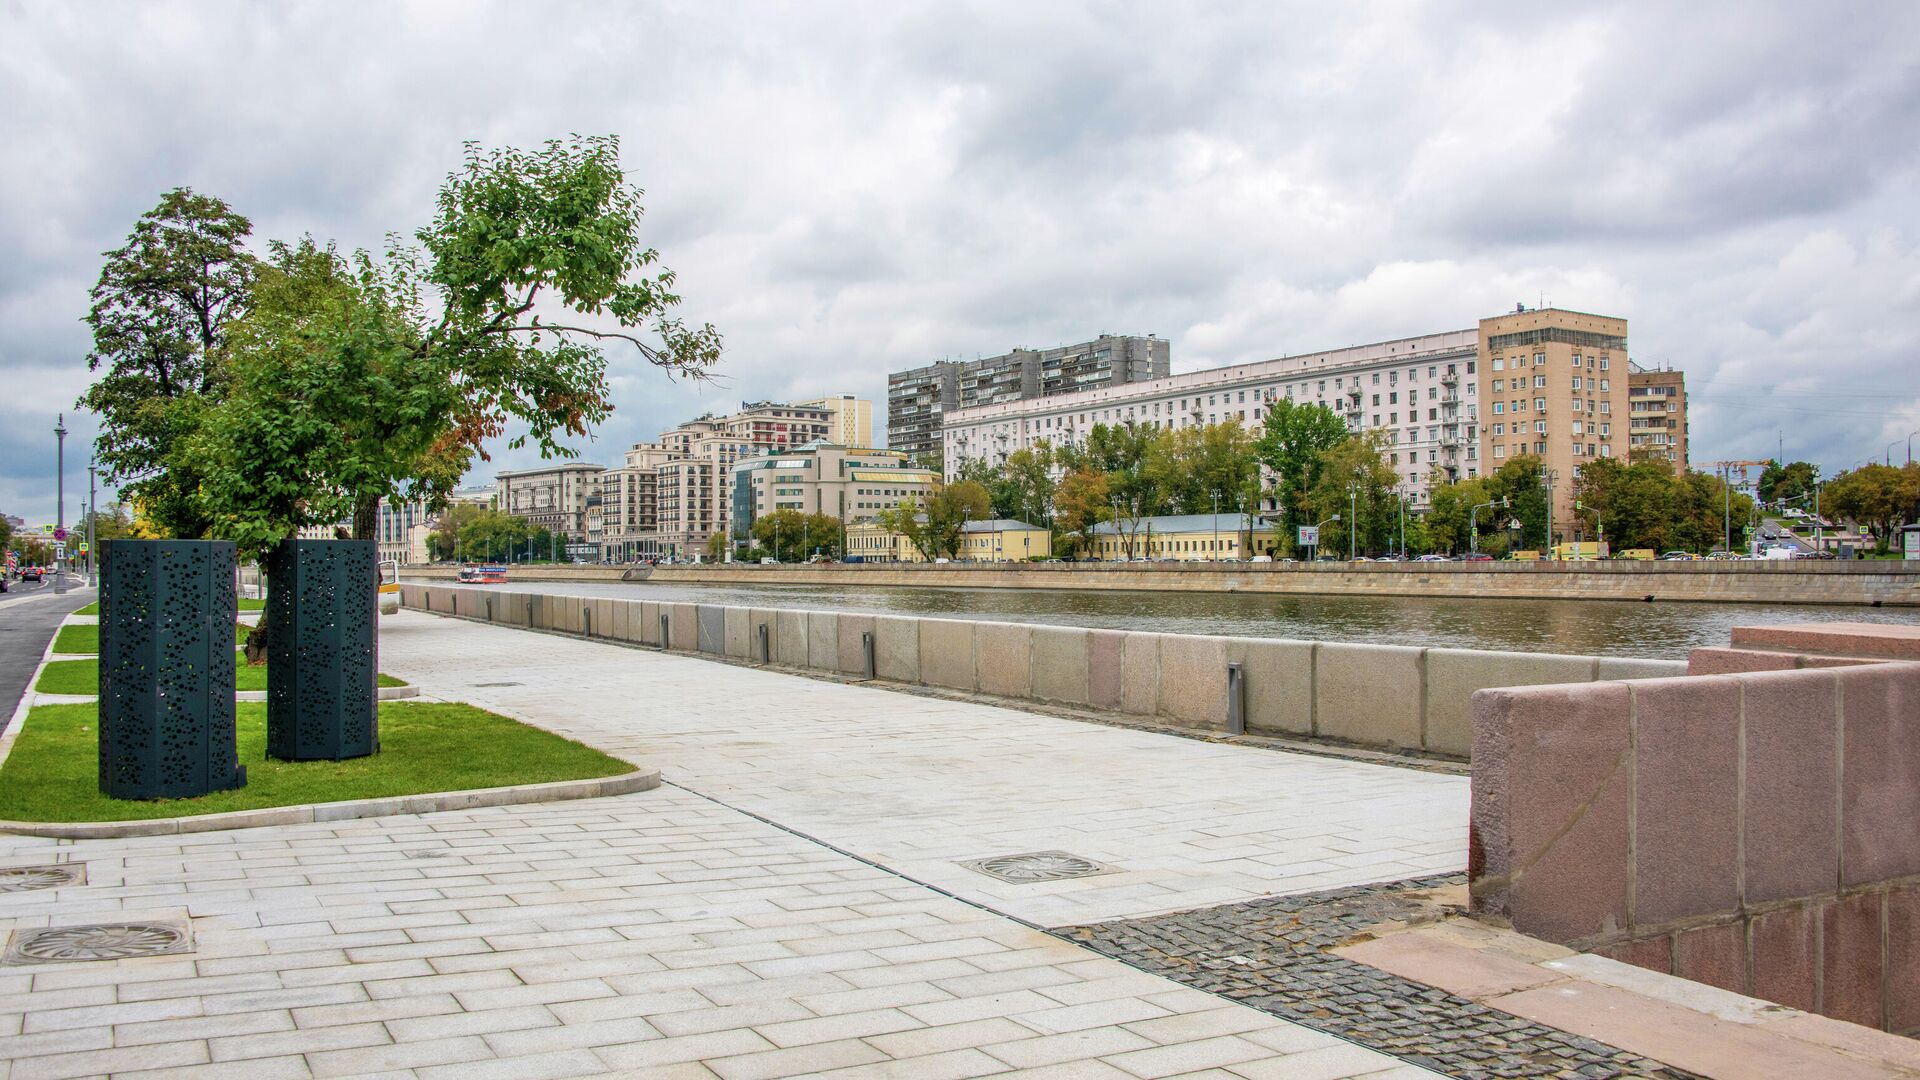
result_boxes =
[400,583,1683,759]
[402,559,1920,606]
[1469,663,1920,1034]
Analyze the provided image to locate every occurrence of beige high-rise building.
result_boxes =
[654,401,836,557]
[497,462,607,544]
[729,444,937,549]
[600,442,676,561]
[1475,308,1630,541]
[1627,363,1688,472]
[795,395,873,448]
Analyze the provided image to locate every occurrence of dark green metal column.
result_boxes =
[264,539,378,761]
[98,540,246,799]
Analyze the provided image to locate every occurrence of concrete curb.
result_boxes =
[0,765,662,839]
[231,684,420,703]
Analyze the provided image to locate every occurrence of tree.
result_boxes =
[1253,400,1349,549]
[802,513,844,559]
[999,441,1058,527]
[751,509,809,561]
[1825,463,1919,553]
[1084,422,1171,557]
[874,499,933,561]
[1484,455,1551,551]
[1424,474,1493,555]
[1759,460,1819,505]
[80,189,258,538]
[926,480,991,558]
[1051,467,1111,558]
[705,532,727,561]
[1159,422,1257,517]
[1303,434,1398,558]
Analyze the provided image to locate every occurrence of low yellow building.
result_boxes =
[845,518,1051,562]
[1085,514,1278,561]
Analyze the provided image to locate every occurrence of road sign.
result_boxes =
[40,523,53,534]
[54,542,66,559]
[53,528,67,541]
[1296,526,1319,547]
[77,542,90,554]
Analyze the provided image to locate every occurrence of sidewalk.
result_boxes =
[0,610,1451,1079]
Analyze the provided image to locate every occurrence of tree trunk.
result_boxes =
[351,494,379,542]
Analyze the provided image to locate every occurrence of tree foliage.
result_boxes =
[79,188,258,537]
[1304,434,1400,557]
[1759,459,1819,504]
[1253,400,1349,541]
[1825,463,1920,552]
[750,509,843,560]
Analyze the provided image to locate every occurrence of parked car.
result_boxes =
[1659,551,1697,561]
[1461,553,1494,562]
[1249,554,1273,563]
[1414,554,1448,562]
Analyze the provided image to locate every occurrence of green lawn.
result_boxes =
[37,656,405,695]
[0,701,632,822]
[55,621,254,655]
[72,598,264,617]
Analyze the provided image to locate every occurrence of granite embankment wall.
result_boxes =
[399,583,1682,758]
[1470,662,1920,1034]
[402,560,1920,605]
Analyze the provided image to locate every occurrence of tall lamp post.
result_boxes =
[1311,513,1341,563]
[53,414,67,592]
[1469,498,1505,556]
[86,459,97,587]
[1347,482,1361,560]
[1211,490,1220,563]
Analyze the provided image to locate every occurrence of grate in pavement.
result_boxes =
[4,920,193,964]
[472,681,524,687]
[0,864,85,893]
[960,850,1120,883]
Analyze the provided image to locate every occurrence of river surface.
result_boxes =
[428,577,1918,659]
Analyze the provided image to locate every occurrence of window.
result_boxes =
[1598,379,1609,391]
[1535,420,1547,434]
[1535,397,1547,412]
[1389,392,1398,404]
[1492,358,1504,372]
[1493,423,1505,435]
[1372,394,1380,406]
[1493,402,1504,414]
[1599,357,1609,370]
[1534,352,1546,366]
[1534,374,1547,388]
[1572,376,1584,390]
[1493,379,1504,392]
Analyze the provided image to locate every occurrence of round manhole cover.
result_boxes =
[961,851,1119,884]
[0,865,84,893]
[6,922,191,963]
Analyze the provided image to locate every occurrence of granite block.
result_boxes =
[1631,676,1741,926]
[724,606,751,658]
[1750,903,1820,1013]
[1030,625,1090,705]
[1887,883,1920,1035]
[836,613,876,676]
[1088,630,1125,710]
[1741,669,1840,903]
[1315,642,1424,750]
[974,621,1033,698]
[1471,681,1632,945]
[873,616,919,682]
[669,602,698,651]
[1672,922,1748,996]
[1836,664,1920,885]
[1593,934,1673,975]
[1119,633,1160,715]
[1224,638,1313,737]
[775,609,809,666]
[807,609,840,671]
[1425,649,1594,757]
[697,605,725,653]
[1155,632,1227,729]
[918,618,975,691]
[1821,893,1885,1029]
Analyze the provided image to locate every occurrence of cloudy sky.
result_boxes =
[4,1,1919,526]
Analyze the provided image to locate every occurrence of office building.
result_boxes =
[653,401,836,557]
[730,444,938,546]
[600,443,675,562]
[497,462,607,543]
[1627,363,1688,471]
[795,395,873,448]
[887,334,1170,460]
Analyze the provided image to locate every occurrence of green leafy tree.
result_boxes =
[927,480,992,558]
[1304,434,1399,558]
[1825,463,1919,553]
[751,508,809,561]
[1253,400,1349,550]
[80,189,258,537]
[873,499,933,561]
[802,513,844,559]
[999,441,1058,527]
[705,532,728,561]
[1051,467,1111,558]
[1485,455,1551,551]
[1423,474,1494,555]
[1159,421,1257,516]
[1084,422,1172,557]
[1759,459,1820,505]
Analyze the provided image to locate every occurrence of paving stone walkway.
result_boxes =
[0,611,1473,1078]
[1059,875,1695,1080]
[373,611,1468,928]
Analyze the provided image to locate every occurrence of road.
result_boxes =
[0,573,94,736]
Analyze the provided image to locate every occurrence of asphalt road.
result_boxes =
[0,574,94,736]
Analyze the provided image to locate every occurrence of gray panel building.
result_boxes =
[886,334,1169,460]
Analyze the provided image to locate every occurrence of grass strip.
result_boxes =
[72,598,264,617]
[36,657,406,695]
[0,701,631,822]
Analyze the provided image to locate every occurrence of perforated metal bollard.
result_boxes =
[1225,661,1246,736]
[659,613,671,650]
[758,623,771,663]
[862,631,876,680]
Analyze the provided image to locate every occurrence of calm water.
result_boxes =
[435,577,1917,659]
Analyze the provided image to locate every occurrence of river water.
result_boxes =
[437,578,1917,659]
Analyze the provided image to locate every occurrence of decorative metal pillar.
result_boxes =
[98,540,246,799]
[264,539,378,761]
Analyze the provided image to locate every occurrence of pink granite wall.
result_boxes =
[1470,662,1920,1033]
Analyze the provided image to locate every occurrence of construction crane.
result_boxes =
[1708,460,1769,554]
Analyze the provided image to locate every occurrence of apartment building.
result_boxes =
[1476,308,1631,531]
[497,462,607,541]
[1627,363,1688,471]
[729,444,938,547]
[795,395,873,448]
[887,334,1170,460]
[941,329,1481,510]
[600,442,675,561]
[374,485,498,565]
[653,401,836,557]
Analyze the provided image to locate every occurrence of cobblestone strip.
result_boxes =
[1057,874,1698,1080]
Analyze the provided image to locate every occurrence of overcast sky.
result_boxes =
[4,1,1919,526]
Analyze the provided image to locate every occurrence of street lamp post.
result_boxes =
[53,414,66,592]
[1397,487,1406,559]
[1311,513,1341,563]
[86,460,97,587]
[1469,498,1505,556]
[1211,490,1220,563]
[1347,482,1361,560]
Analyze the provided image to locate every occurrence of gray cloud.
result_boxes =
[2,0,1917,525]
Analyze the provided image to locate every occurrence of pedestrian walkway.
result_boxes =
[375,611,1468,928]
[0,610,1459,1079]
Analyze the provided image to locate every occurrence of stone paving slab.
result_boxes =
[373,611,1467,928]
[0,783,1433,1079]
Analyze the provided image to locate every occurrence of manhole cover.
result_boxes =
[4,921,192,964]
[0,864,85,893]
[472,681,523,688]
[959,851,1120,884]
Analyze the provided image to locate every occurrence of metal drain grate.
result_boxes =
[4,920,193,964]
[472,681,523,688]
[959,851,1120,884]
[0,864,85,893]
